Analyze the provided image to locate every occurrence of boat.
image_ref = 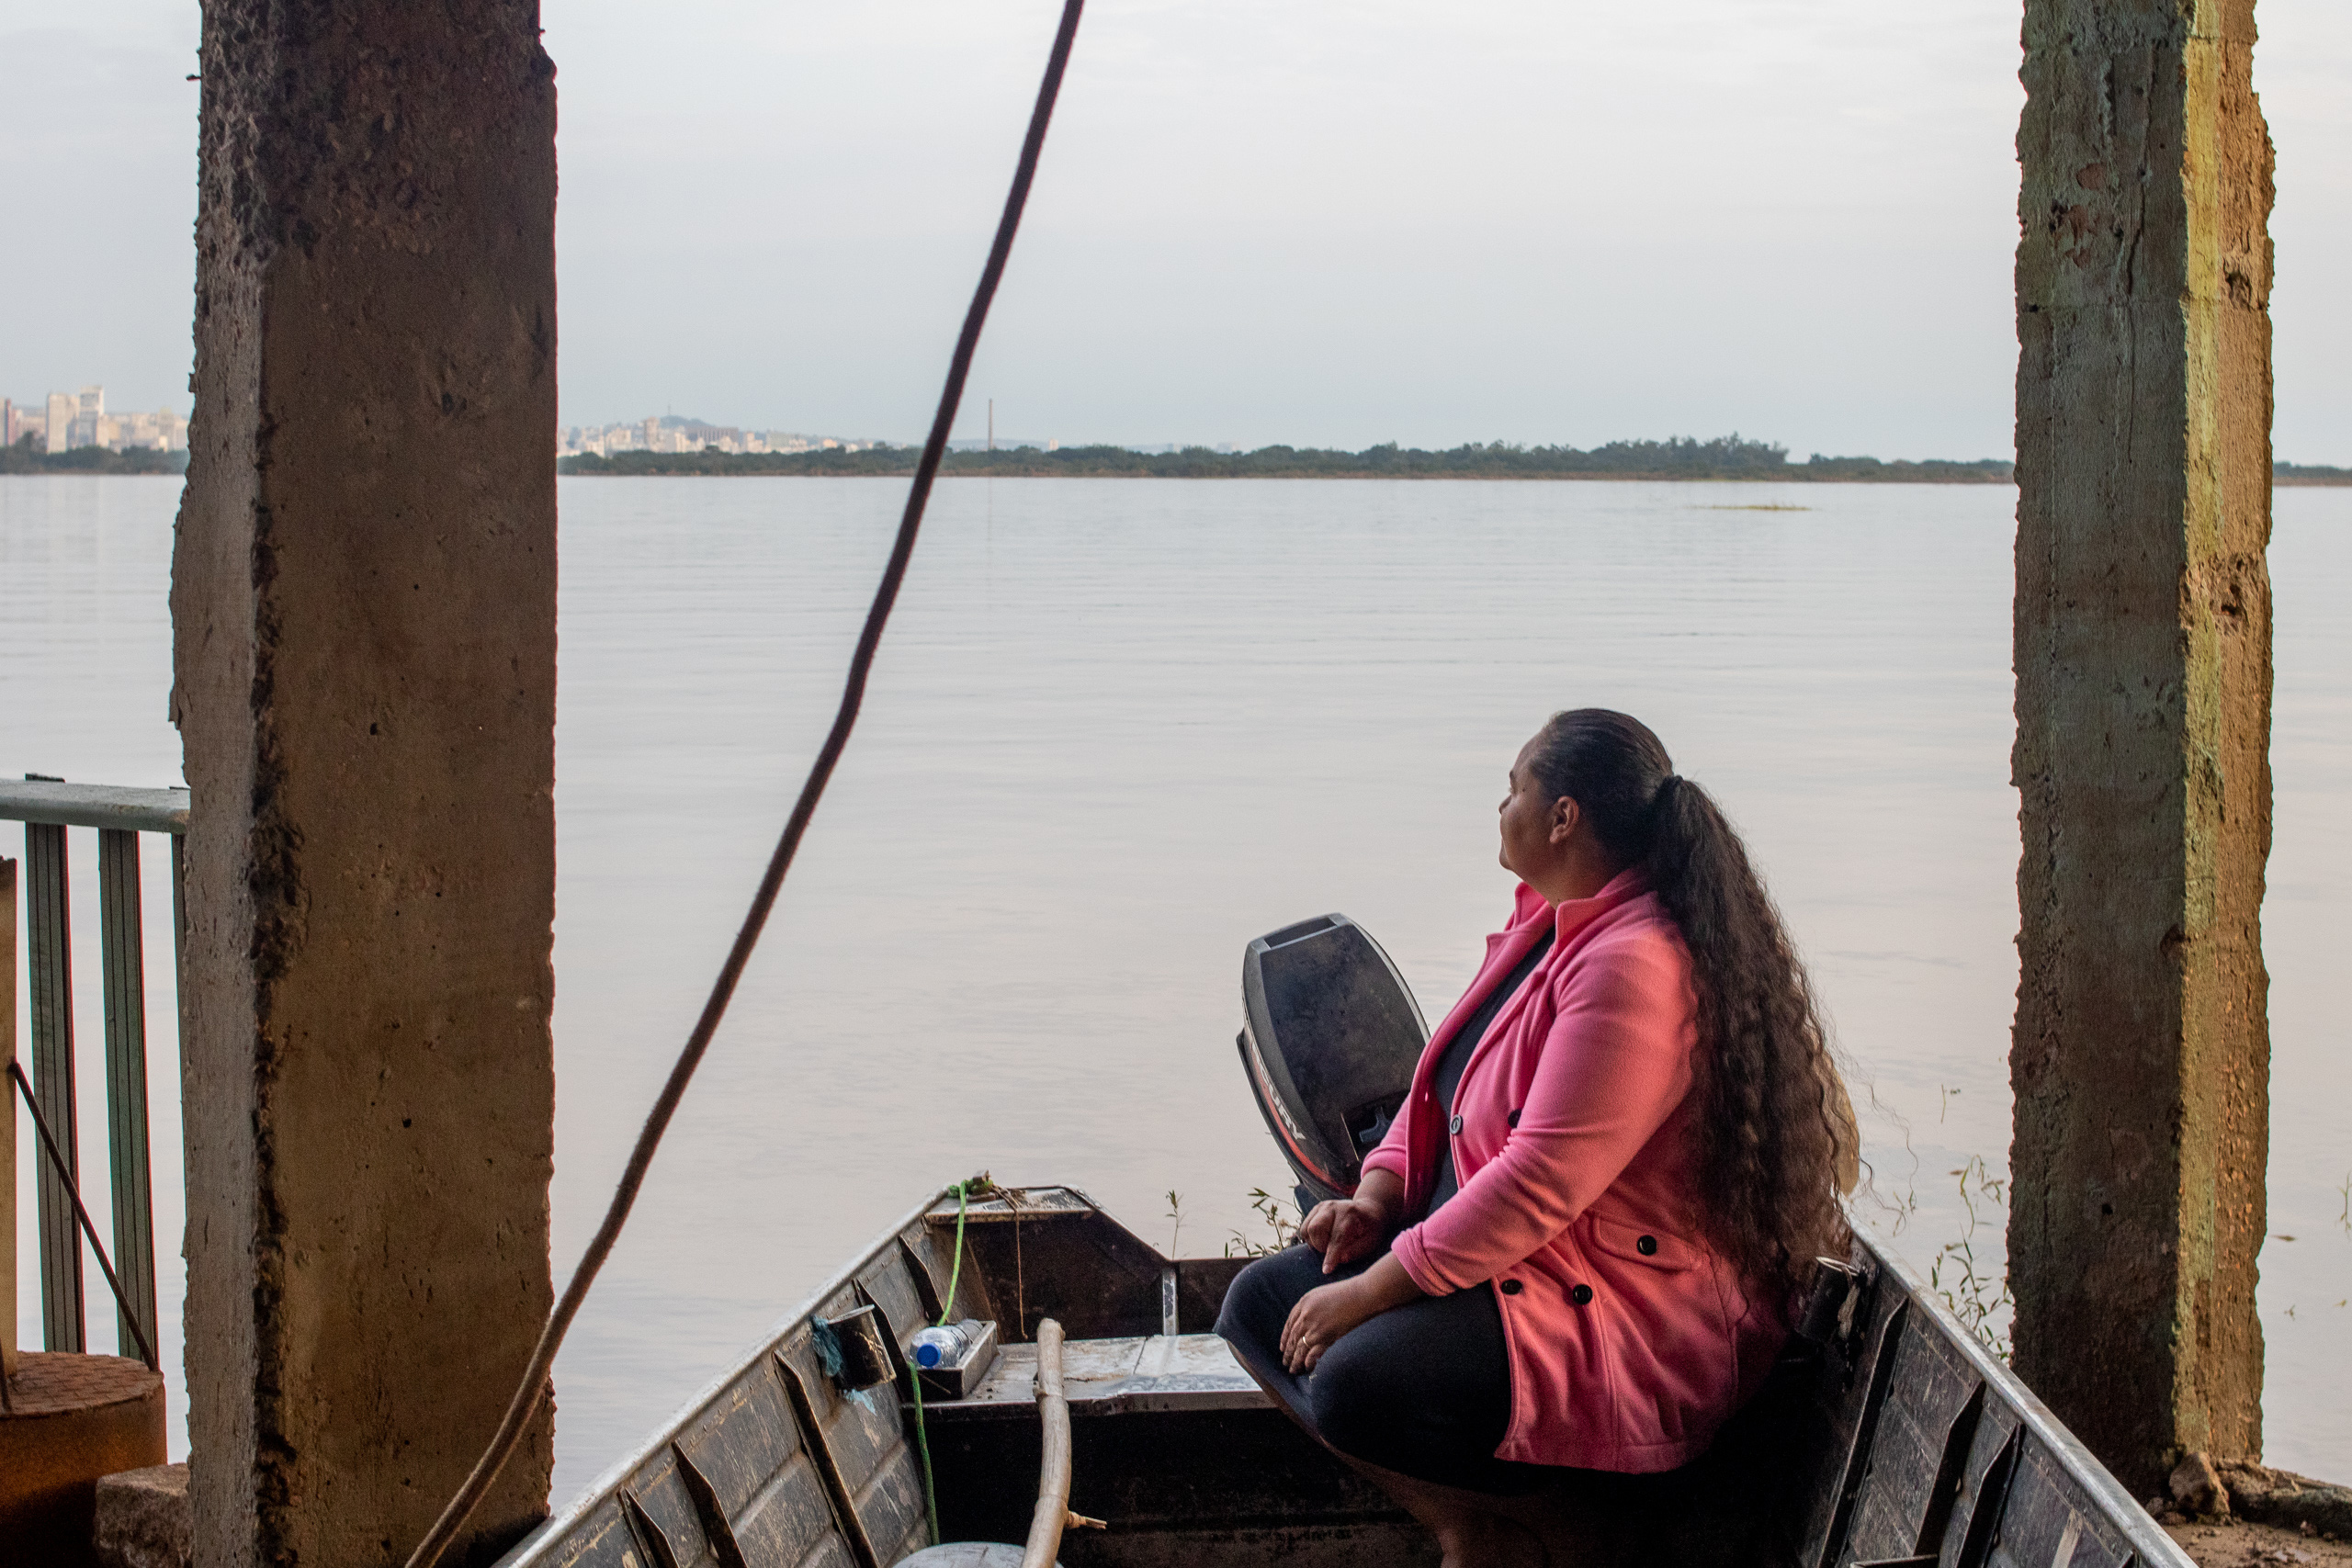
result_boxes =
[494,916,2190,1568]
[492,1181,2188,1568]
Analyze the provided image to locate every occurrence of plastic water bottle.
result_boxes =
[909,1321,980,1370]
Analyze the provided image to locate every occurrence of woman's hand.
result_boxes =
[1279,1252,1427,1372]
[1298,1168,1405,1273]
[1280,1279,1379,1372]
[1298,1199,1386,1272]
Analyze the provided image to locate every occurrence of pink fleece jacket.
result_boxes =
[1359,871,1786,1472]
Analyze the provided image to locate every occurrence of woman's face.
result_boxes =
[1498,736,1566,881]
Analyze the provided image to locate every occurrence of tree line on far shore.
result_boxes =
[6,431,2344,484]
[560,434,2036,482]
[1,434,188,475]
[563,438,2352,483]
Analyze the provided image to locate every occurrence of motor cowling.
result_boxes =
[1238,914,1429,1212]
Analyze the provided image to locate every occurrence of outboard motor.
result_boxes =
[1238,914,1429,1212]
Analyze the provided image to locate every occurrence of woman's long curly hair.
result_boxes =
[1526,708,1854,1310]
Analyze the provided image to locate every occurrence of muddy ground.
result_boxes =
[2167,1517,2352,1566]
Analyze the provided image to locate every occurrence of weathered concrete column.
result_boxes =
[2012,0,2273,1495]
[171,5,558,1563]
[3,856,16,1388]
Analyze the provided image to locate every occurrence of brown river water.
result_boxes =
[4,474,2346,1494]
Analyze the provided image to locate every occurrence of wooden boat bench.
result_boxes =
[924,1334,1269,1421]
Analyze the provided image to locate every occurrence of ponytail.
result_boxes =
[1527,711,1852,1308]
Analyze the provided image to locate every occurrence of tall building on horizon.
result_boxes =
[73,385,104,448]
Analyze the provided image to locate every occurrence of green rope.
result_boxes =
[911,1348,938,1542]
[937,1180,969,1328]
[910,1178,971,1543]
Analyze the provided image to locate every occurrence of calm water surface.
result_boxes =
[5,475,2346,1491]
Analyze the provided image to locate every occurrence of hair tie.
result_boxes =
[1655,773,1683,808]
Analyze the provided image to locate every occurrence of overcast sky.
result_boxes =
[4,1,2346,459]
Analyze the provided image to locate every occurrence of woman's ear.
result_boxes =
[1549,795,1581,845]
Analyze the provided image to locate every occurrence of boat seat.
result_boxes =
[922,1333,1270,1422]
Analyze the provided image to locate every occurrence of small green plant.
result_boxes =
[1226,1187,1300,1258]
[1164,1190,1185,1256]
[1928,1155,2014,1361]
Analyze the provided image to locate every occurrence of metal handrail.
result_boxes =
[0,779,188,835]
[3,775,186,1374]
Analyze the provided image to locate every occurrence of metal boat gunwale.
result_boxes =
[1851,1218,2193,1568]
[495,1182,958,1566]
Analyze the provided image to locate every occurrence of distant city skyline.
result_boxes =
[559,414,1258,457]
[3,385,187,455]
[0,375,2020,463]
[561,413,880,458]
[5,0,2346,460]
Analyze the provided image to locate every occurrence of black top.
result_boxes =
[1420,929,1555,1220]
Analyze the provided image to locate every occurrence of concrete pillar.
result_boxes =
[3,856,16,1389]
[2012,0,2274,1495]
[170,5,559,1563]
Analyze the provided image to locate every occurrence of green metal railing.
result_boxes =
[2,776,187,1370]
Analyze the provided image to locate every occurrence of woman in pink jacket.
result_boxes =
[1216,709,1854,1565]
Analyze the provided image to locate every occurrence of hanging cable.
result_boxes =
[7,1061,158,1371]
[401,6,1086,1562]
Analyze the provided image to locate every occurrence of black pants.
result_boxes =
[1215,1243,1556,1495]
